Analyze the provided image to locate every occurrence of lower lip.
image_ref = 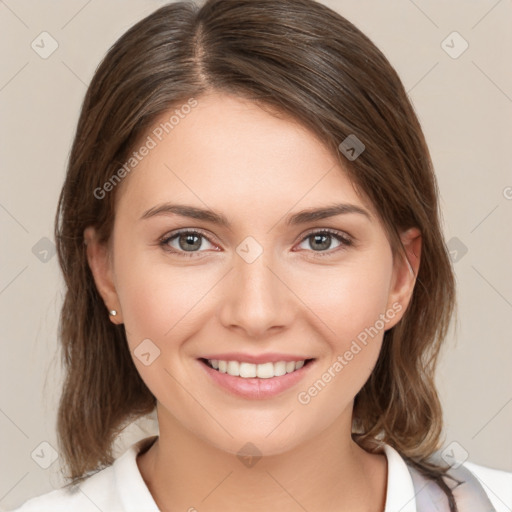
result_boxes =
[198,359,315,400]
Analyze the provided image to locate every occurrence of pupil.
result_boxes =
[311,234,330,251]
[179,234,201,251]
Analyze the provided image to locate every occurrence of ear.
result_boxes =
[83,226,123,324]
[385,227,421,329]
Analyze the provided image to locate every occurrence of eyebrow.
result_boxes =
[139,202,371,227]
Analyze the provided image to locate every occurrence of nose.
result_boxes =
[218,239,296,338]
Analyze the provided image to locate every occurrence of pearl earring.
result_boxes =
[109,310,117,316]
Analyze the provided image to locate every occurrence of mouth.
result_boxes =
[197,356,316,400]
[199,357,315,379]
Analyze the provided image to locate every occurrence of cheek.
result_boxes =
[292,252,394,406]
[111,246,209,400]
[296,252,393,347]
[115,258,196,344]
[112,237,222,354]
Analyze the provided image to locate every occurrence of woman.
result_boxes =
[9,0,511,511]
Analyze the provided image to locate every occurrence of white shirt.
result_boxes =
[8,435,512,511]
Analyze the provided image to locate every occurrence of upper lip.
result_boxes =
[199,353,314,364]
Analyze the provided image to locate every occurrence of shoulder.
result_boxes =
[462,459,512,512]
[7,435,159,512]
[387,443,512,512]
[7,464,120,512]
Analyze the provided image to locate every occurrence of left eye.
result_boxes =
[296,230,352,255]
[159,229,352,257]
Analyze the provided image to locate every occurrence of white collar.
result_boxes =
[113,435,159,511]
[382,443,418,511]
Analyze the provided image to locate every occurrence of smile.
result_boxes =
[198,357,316,399]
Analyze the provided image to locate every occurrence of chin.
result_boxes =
[197,421,310,459]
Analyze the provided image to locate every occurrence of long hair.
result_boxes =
[55,0,458,508]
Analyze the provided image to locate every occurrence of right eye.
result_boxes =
[159,229,218,257]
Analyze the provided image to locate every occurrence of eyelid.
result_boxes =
[297,226,353,243]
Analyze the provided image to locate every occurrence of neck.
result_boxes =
[137,407,388,512]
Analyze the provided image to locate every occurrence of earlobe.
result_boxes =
[386,227,422,326]
[83,226,122,324]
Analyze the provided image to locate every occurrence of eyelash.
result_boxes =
[158,228,353,258]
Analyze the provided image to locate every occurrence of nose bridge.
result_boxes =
[220,234,292,335]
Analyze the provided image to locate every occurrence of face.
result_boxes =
[86,91,419,457]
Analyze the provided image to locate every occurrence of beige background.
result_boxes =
[1,0,511,509]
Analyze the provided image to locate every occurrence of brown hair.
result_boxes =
[55,0,459,508]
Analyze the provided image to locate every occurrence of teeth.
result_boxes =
[240,362,257,378]
[257,362,274,379]
[285,361,296,373]
[227,360,239,375]
[207,359,308,378]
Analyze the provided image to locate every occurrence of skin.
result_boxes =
[85,91,421,512]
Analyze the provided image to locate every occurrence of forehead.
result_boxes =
[115,92,376,221]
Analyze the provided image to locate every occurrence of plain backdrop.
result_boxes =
[1,0,511,509]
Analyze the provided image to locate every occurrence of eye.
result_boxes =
[295,229,353,257]
[159,229,217,257]
[159,228,353,258]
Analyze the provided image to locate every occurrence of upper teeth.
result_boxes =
[209,359,306,379]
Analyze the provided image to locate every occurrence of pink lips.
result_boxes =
[198,357,315,400]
